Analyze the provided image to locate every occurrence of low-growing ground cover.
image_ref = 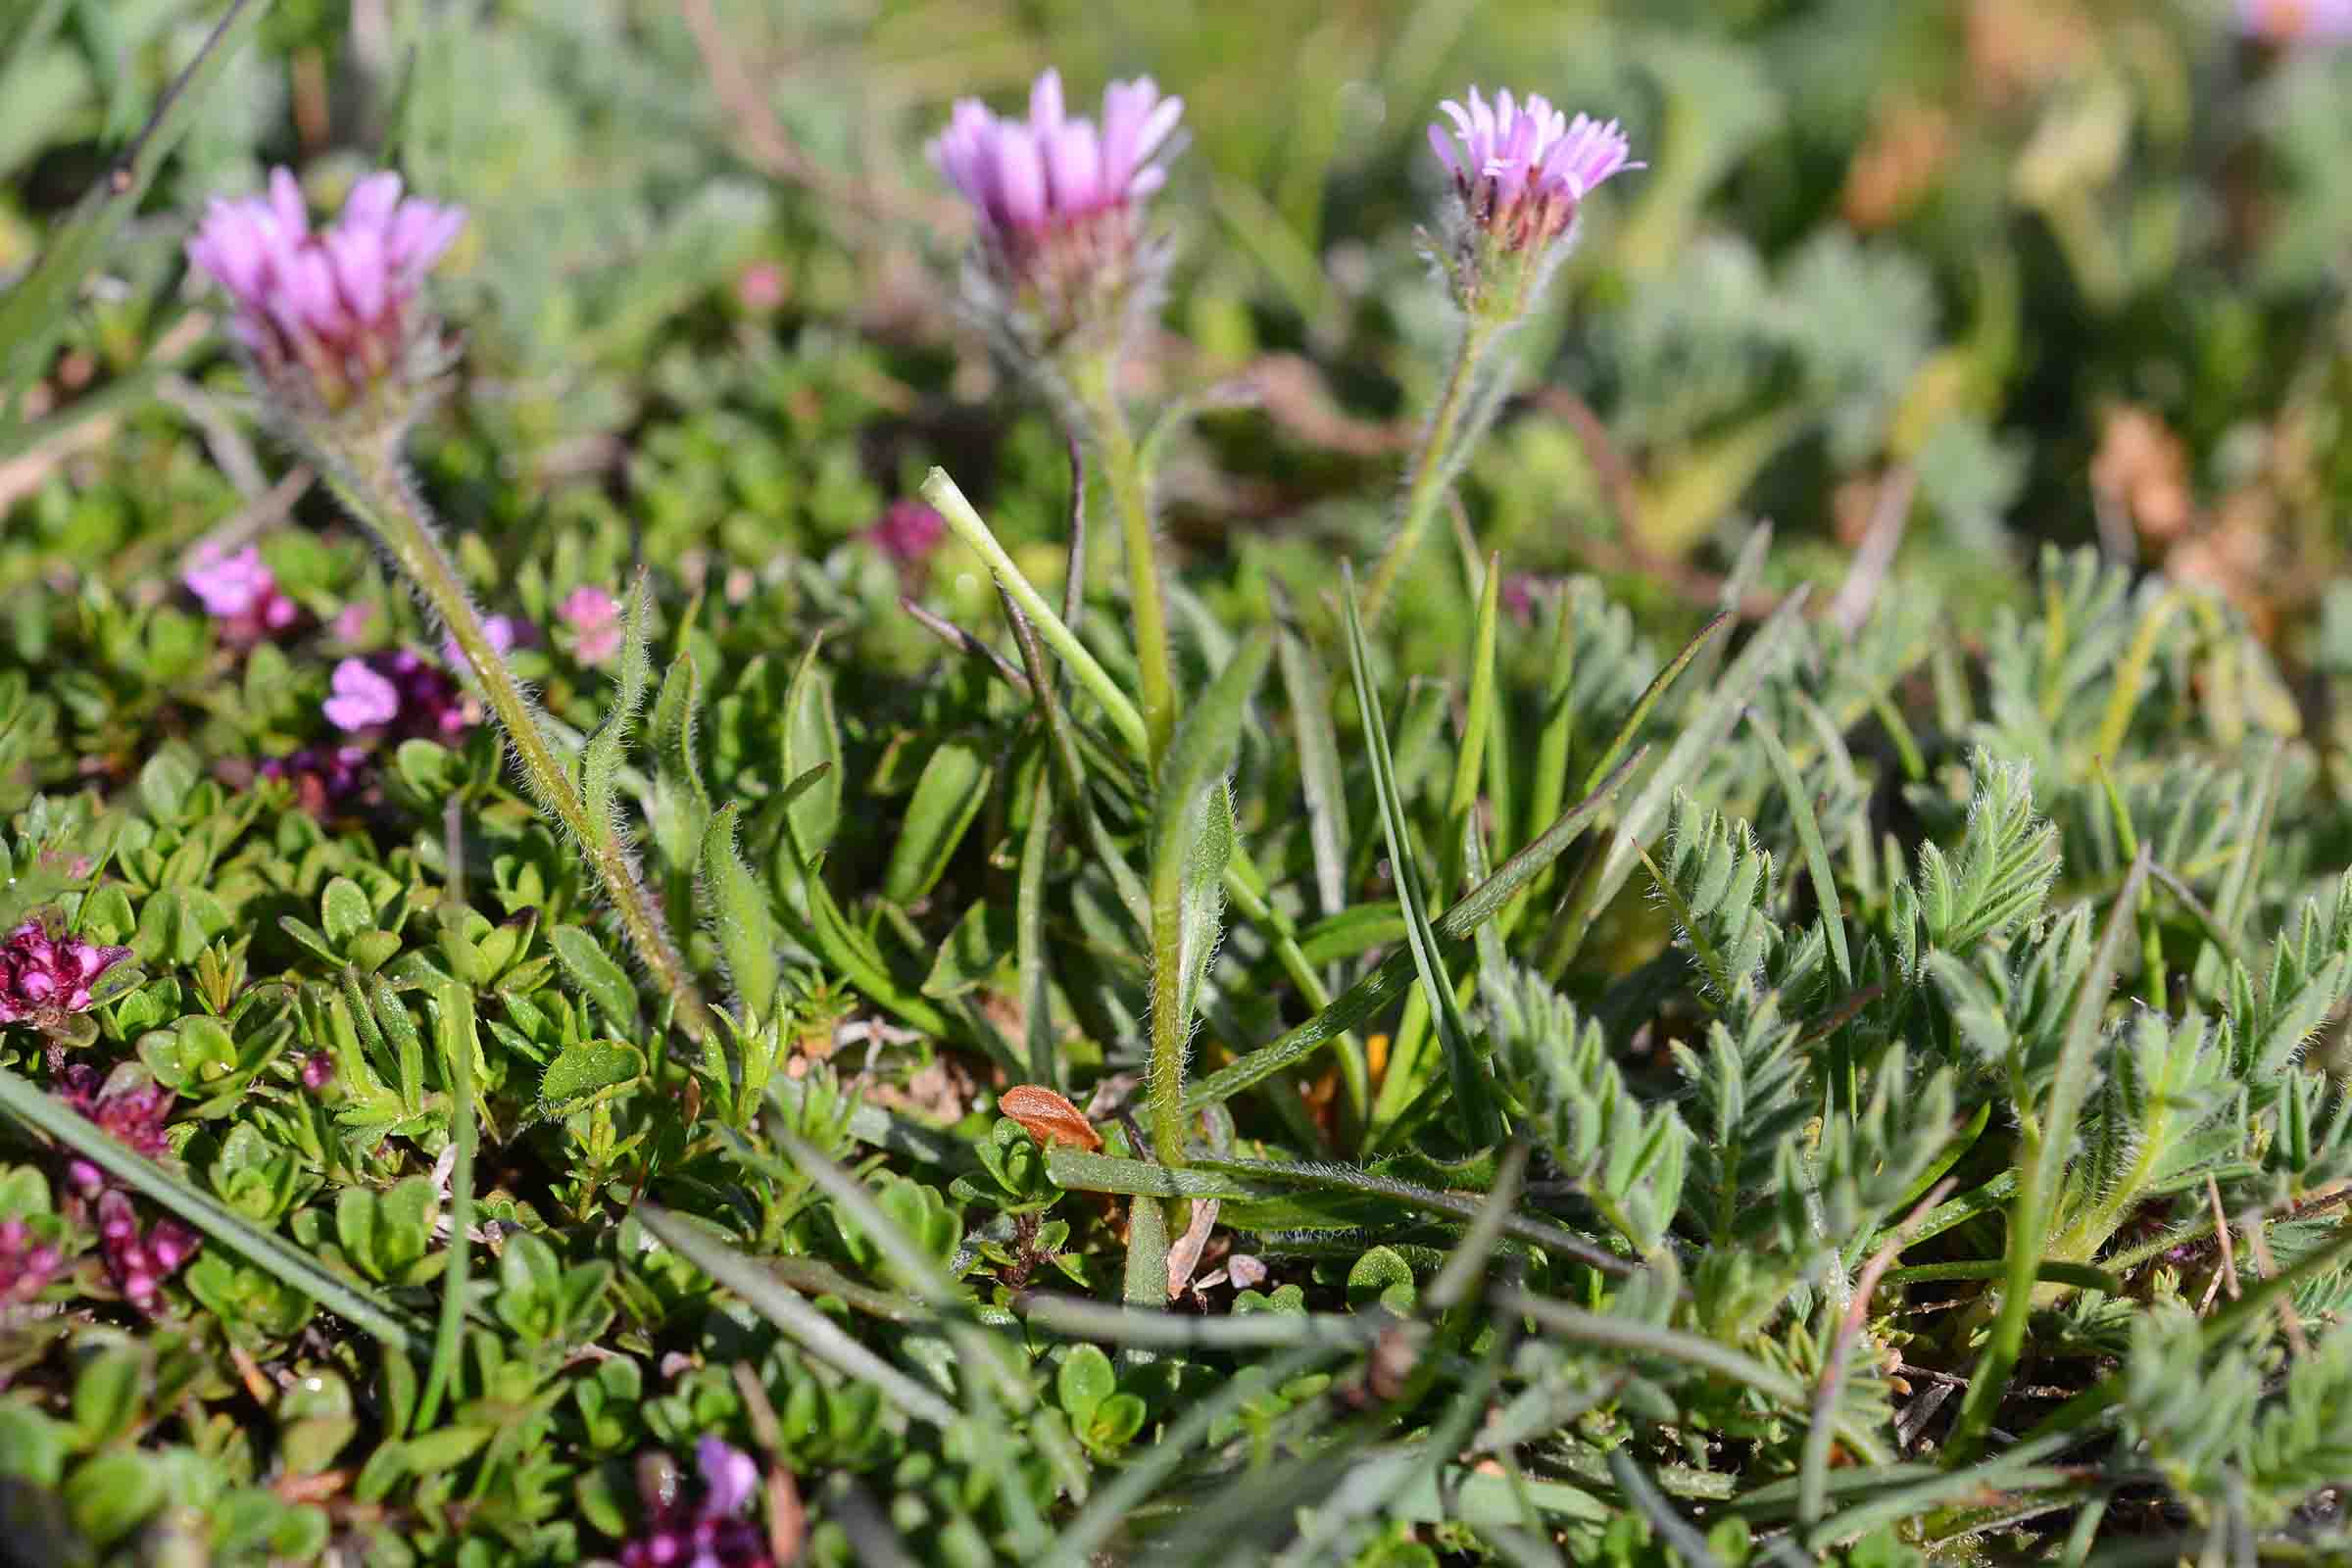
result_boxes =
[3,3,2352,1564]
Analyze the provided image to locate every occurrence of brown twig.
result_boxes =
[1829,465,1917,635]
[2201,1173,2239,1312]
[676,0,954,233]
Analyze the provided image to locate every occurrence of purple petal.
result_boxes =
[996,124,1048,226]
[696,1437,760,1517]
[341,171,404,233]
[1045,120,1104,212]
[326,225,389,324]
[1428,122,1462,179]
[1029,68,1066,133]
[268,168,309,239]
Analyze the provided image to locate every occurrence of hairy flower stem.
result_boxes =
[1362,317,1500,625]
[1148,845,1190,1166]
[1074,354,1176,768]
[317,435,710,1042]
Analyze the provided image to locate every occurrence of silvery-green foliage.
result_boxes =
[1485,957,1686,1256]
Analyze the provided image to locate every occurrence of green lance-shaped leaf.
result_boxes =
[1146,631,1272,1164]
[883,738,994,905]
[782,635,843,861]
[701,804,783,1022]
[580,570,656,839]
[1342,566,1497,1147]
[550,925,639,1034]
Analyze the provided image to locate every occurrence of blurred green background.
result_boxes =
[4,0,2350,670]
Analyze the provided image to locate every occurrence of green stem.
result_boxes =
[1362,318,1496,624]
[1075,356,1176,767]
[318,437,709,1041]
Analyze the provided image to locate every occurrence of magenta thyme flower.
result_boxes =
[0,1217,62,1306]
[1426,88,1637,320]
[0,920,132,1031]
[184,541,299,642]
[56,1063,178,1197]
[929,69,1183,360]
[868,499,948,583]
[95,1191,197,1315]
[186,167,465,419]
[323,652,470,741]
[619,1437,773,1568]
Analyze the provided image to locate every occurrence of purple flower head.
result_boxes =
[0,1217,62,1306]
[928,69,1183,360]
[559,586,623,665]
[1426,88,1637,320]
[57,1063,178,1197]
[95,1190,198,1315]
[186,167,466,416]
[2239,0,2352,39]
[868,500,947,572]
[302,1051,336,1093]
[322,652,470,742]
[619,1440,774,1568]
[0,920,133,1030]
[184,542,299,642]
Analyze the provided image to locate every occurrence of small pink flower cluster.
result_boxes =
[56,1063,176,1198]
[94,1191,198,1315]
[0,920,132,1030]
[558,587,623,665]
[323,650,471,740]
[868,500,947,572]
[0,1217,62,1306]
[186,169,465,408]
[619,1438,774,1568]
[184,542,299,643]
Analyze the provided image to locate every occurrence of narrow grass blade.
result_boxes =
[1425,1142,1527,1312]
[1584,610,1729,799]
[1947,849,2148,1463]
[1548,593,1805,973]
[1497,1287,1889,1467]
[0,0,273,424]
[1018,1293,1396,1349]
[1342,565,1497,1147]
[1607,1448,1728,1568]
[1183,750,1642,1110]
[1279,626,1352,925]
[635,1204,957,1427]
[1749,708,1851,986]
[0,1065,416,1349]
[415,980,478,1432]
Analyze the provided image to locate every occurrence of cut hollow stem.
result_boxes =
[317,435,710,1042]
